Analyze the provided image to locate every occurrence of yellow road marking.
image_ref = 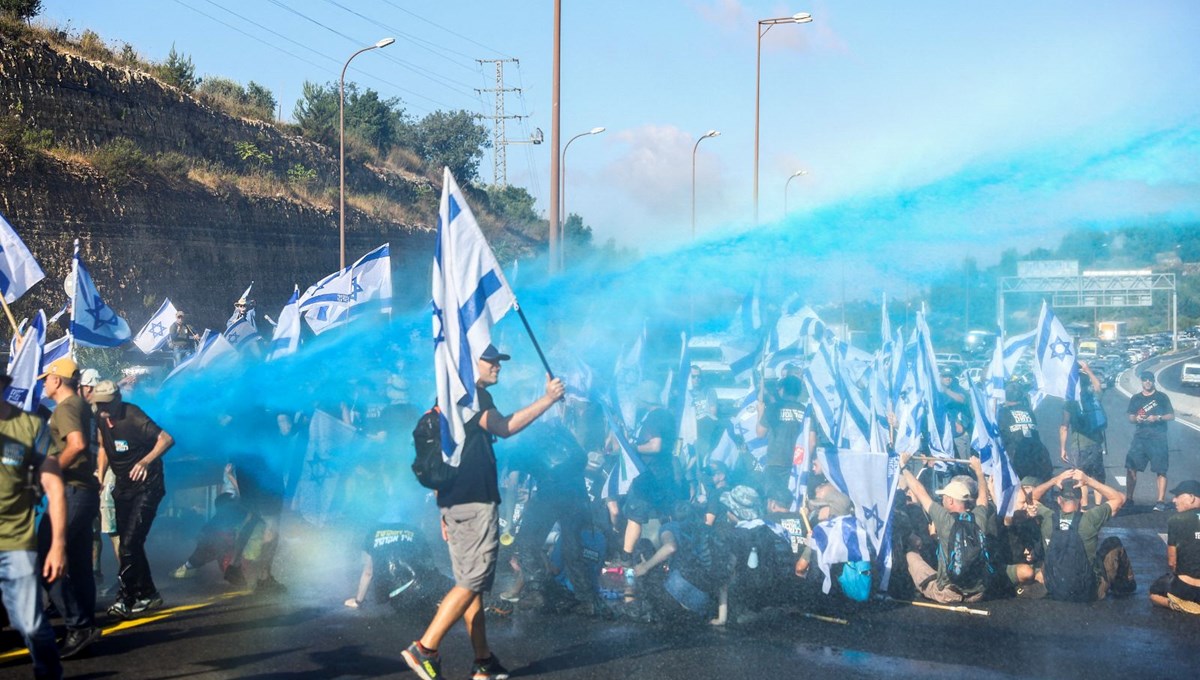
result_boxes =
[0,591,251,661]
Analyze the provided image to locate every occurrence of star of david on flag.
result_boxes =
[1034,300,1079,401]
[133,297,178,354]
[298,244,392,335]
[69,240,131,348]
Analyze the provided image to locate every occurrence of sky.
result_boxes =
[37,0,1200,273]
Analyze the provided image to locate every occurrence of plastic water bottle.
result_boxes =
[747,547,759,569]
[624,567,637,588]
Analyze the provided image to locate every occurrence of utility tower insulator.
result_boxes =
[477,58,523,186]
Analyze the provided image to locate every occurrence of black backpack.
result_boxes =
[411,405,458,491]
[1043,511,1096,602]
[1072,391,1108,437]
[942,512,990,588]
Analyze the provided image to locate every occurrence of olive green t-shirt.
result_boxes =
[1038,502,1113,577]
[928,502,993,597]
[49,395,97,490]
[0,410,47,551]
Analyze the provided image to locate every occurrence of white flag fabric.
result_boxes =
[433,168,516,465]
[223,316,260,350]
[226,282,254,329]
[299,244,392,335]
[133,298,177,354]
[0,213,45,304]
[268,287,301,361]
[817,447,899,585]
[810,515,872,594]
[602,408,645,499]
[69,241,131,348]
[1034,301,1079,401]
[42,333,70,366]
[4,312,45,412]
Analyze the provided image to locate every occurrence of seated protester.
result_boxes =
[1150,480,1200,615]
[1004,476,1051,598]
[898,452,992,604]
[631,501,732,625]
[701,461,733,526]
[763,479,809,562]
[345,517,450,611]
[717,486,796,622]
[807,460,853,524]
[1034,468,1130,602]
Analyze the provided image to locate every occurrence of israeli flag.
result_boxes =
[197,332,238,369]
[223,315,260,350]
[5,311,46,412]
[226,282,254,330]
[433,168,516,465]
[69,241,131,348]
[0,212,45,304]
[602,406,645,500]
[970,382,1021,517]
[43,334,69,364]
[1034,301,1079,401]
[300,244,392,335]
[612,326,645,431]
[914,313,954,457]
[268,286,301,361]
[133,298,177,354]
[810,515,872,594]
[818,447,900,588]
[164,330,210,383]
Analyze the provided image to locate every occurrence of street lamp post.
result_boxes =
[692,130,720,240]
[340,37,395,270]
[784,169,808,216]
[560,126,605,270]
[754,12,812,224]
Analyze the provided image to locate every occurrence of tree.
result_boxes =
[486,184,539,225]
[155,43,198,92]
[245,81,276,120]
[294,81,410,153]
[416,109,489,183]
[0,0,42,21]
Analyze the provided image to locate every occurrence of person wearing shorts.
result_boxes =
[402,344,564,680]
[1125,371,1173,511]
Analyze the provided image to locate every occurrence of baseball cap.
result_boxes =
[1058,481,1082,500]
[1020,475,1042,488]
[479,344,511,363]
[91,380,120,403]
[1140,370,1155,383]
[79,368,101,388]
[37,357,78,381]
[1170,480,1200,497]
[936,479,974,502]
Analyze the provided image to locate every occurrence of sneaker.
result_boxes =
[173,564,197,579]
[131,592,163,614]
[107,600,133,620]
[471,654,511,680]
[401,641,442,680]
[255,575,287,594]
[1153,502,1169,512]
[59,626,102,658]
[224,564,247,587]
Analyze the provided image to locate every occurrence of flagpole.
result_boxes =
[0,295,20,338]
[513,303,554,380]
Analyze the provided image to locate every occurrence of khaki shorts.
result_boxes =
[441,502,499,593]
[100,470,117,535]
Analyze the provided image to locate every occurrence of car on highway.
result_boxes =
[1182,362,1200,389]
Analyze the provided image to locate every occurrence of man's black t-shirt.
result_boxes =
[637,406,677,479]
[97,402,165,498]
[1127,390,1173,437]
[505,422,587,500]
[437,387,501,508]
[764,398,805,468]
[1168,510,1200,579]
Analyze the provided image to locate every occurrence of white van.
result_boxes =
[1182,362,1200,388]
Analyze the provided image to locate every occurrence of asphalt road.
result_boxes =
[3,365,1199,680]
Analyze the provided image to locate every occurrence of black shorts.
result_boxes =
[1125,435,1168,475]
[623,472,676,525]
[1075,441,1106,482]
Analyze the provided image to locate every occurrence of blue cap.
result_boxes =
[480,344,511,362]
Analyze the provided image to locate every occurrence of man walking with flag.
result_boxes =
[405,168,564,680]
[402,345,563,680]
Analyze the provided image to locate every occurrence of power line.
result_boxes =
[265,0,479,99]
[192,0,457,112]
[319,0,479,72]
[378,0,513,59]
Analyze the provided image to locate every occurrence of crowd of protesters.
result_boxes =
[4,335,1199,680]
